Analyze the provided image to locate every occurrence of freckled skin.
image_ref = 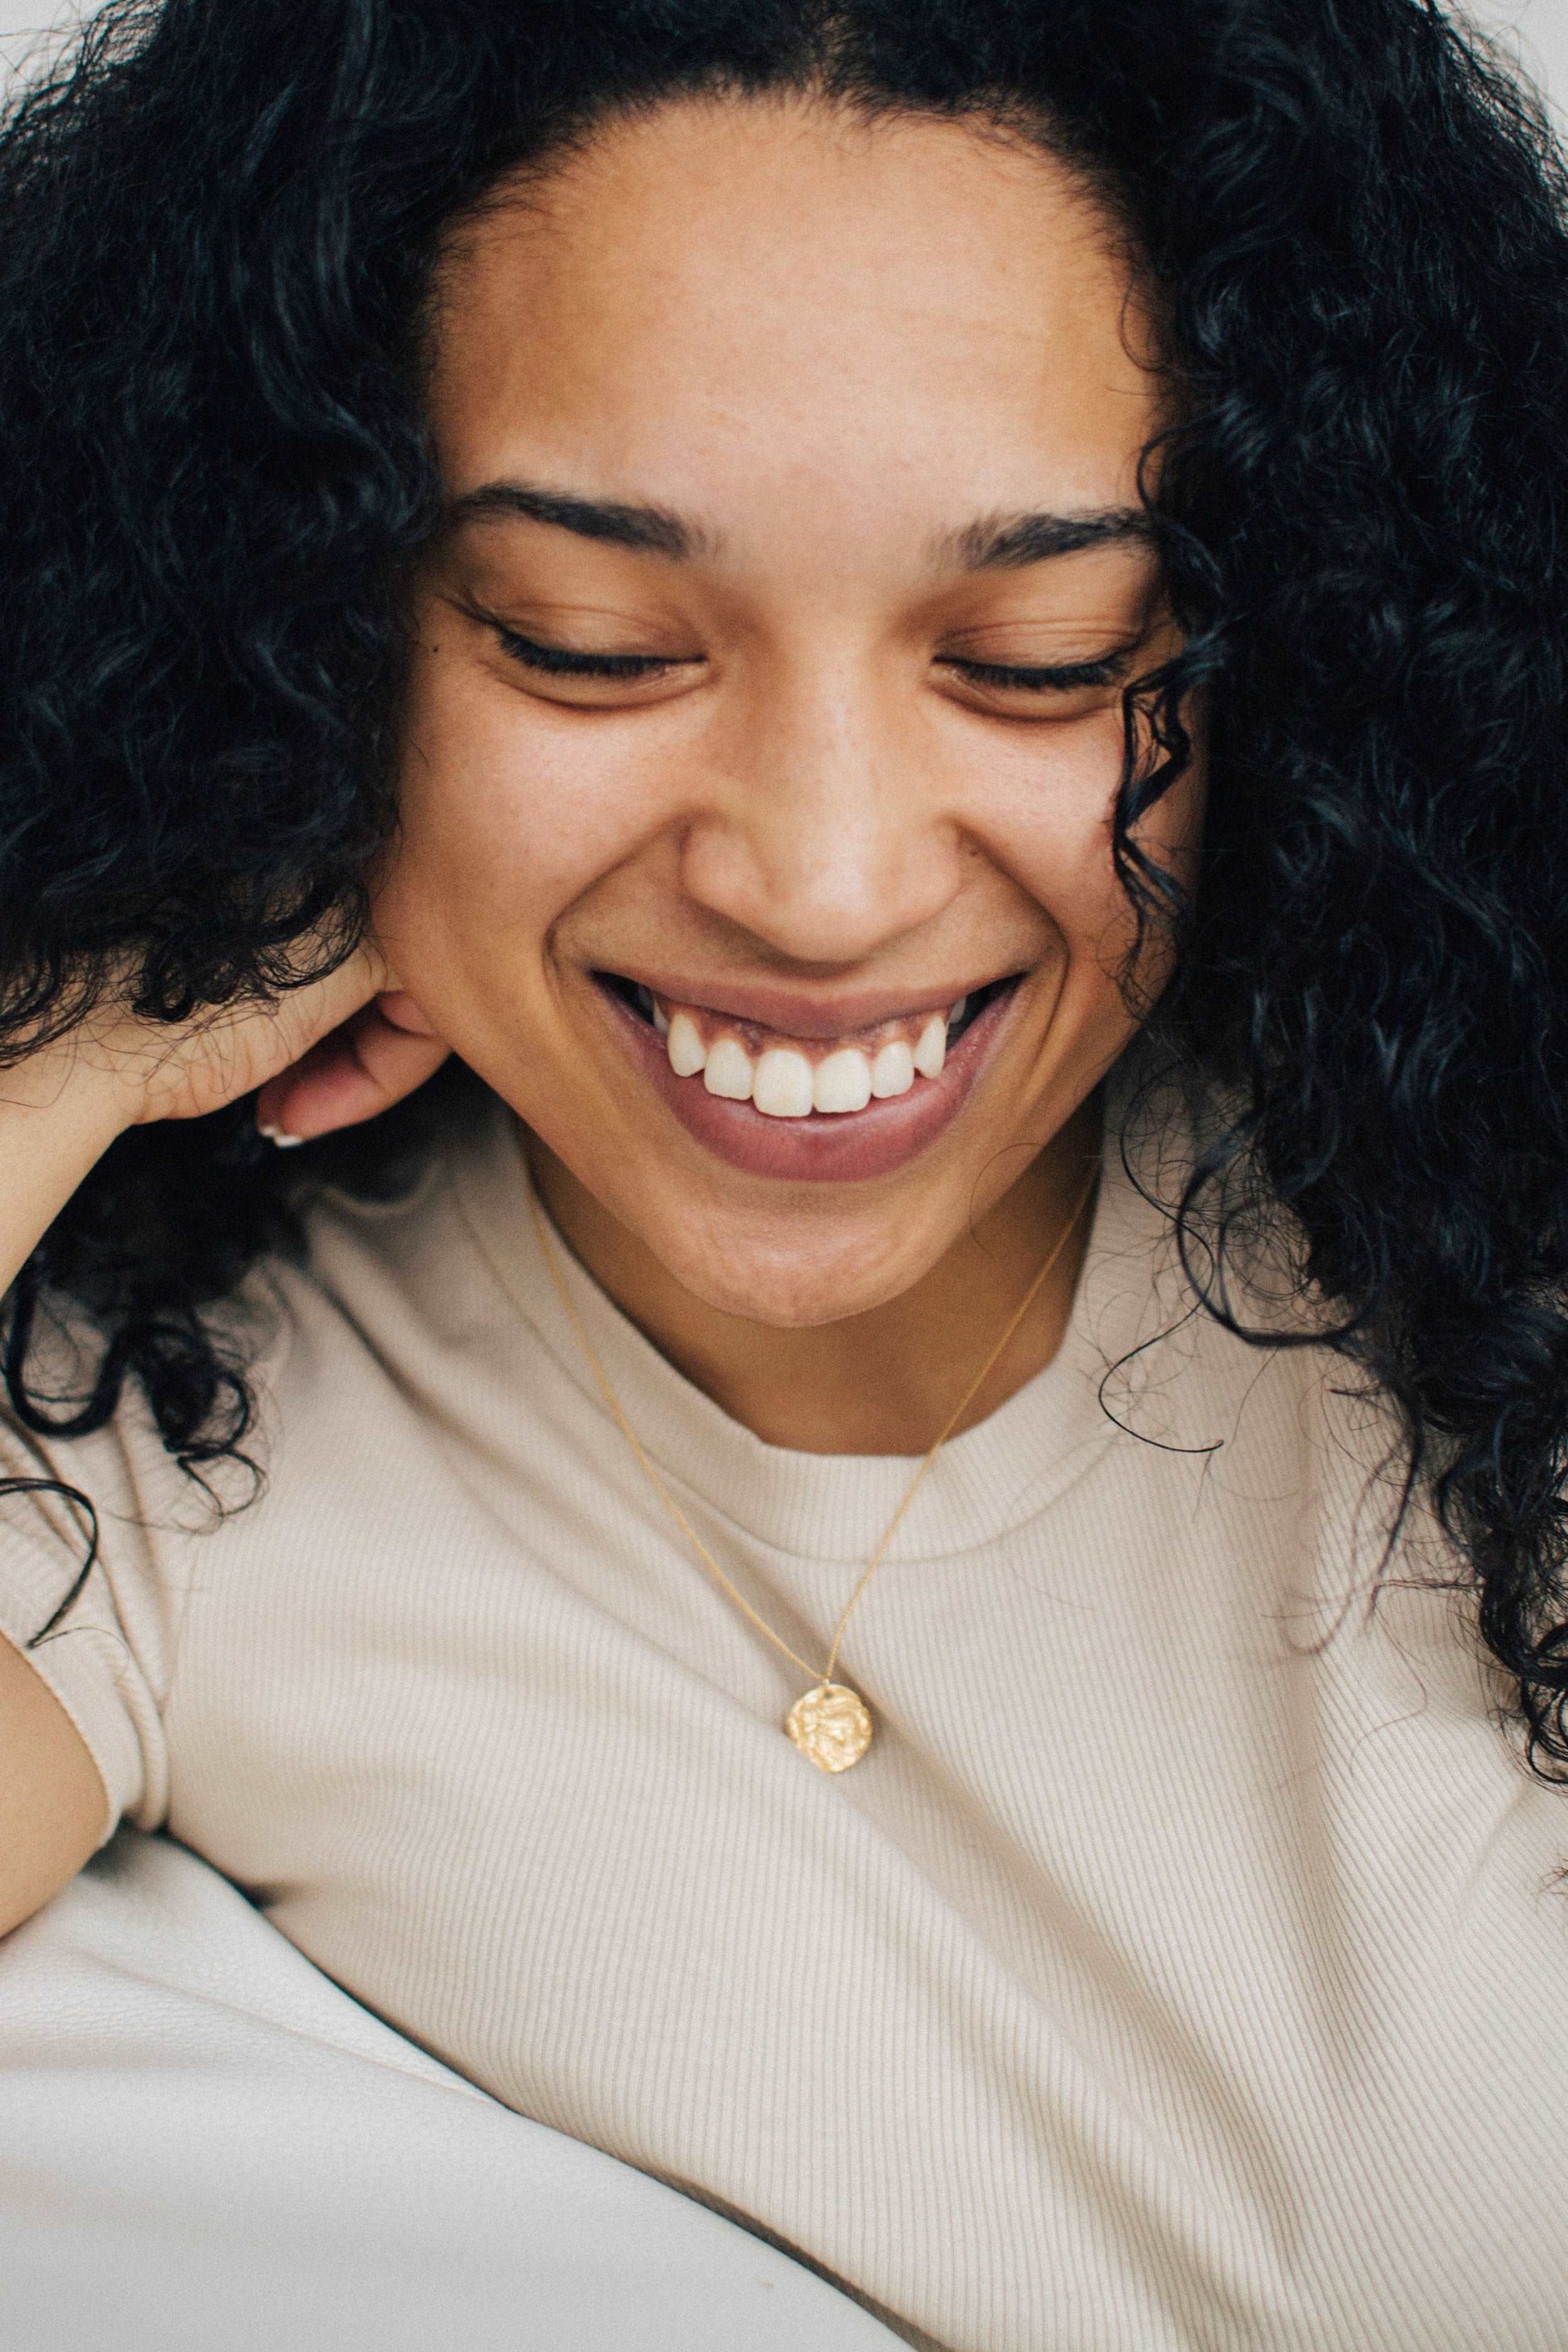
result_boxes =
[373,96,1202,1451]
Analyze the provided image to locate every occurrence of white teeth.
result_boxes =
[666,1010,707,1076]
[703,1036,753,1100]
[812,1047,873,1115]
[913,1014,947,1080]
[869,1039,915,1097]
[753,1047,815,1118]
[662,1000,955,1110]
[946,995,968,1035]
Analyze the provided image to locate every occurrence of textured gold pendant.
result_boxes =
[785,1681,873,1773]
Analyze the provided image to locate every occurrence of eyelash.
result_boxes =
[940,654,1126,693]
[496,630,676,679]
[493,628,1126,696]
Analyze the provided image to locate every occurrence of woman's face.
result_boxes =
[379,96,1196,1327]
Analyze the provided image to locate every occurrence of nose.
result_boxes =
[677,669,964,966]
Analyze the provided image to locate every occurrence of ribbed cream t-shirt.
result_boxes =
[4,1088,1568,2352]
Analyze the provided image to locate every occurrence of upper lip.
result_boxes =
[600,970,1019,1041]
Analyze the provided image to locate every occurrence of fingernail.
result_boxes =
[258,1124,306,1150]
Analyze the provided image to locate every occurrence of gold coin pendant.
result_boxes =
[785,1681,873,1773]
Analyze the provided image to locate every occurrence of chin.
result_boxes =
[634,1192,936,1330]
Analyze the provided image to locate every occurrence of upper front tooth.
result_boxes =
[753,1046,815,1118]
[652,999,670,1038]
[704,1036,754,1099]
[869,1039,914,1097]
[666,1010,707,1076]
[913,1014,947,1079]
[812,1047,873,1114]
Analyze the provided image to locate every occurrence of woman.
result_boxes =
[1,1,1566,2344]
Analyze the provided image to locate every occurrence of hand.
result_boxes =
[11,938,450,1143]
[251,984,450,1144]
[0,938,450,1309]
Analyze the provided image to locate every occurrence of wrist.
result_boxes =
[0,1029,136,1147]
[0,1038,137,1296]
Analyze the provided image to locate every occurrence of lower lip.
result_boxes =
[599,983,1019,1183]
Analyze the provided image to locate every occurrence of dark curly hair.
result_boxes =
[5,0,1568,1763]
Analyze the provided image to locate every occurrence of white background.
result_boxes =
[1476,0,1568,110]
[0,1,1565,117]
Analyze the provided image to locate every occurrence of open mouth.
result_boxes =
[598,972,1020,1120]
[591,967,1026,1184]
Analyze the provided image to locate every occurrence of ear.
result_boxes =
[254,993,450,1144]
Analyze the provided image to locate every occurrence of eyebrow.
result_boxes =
[443,479,701,558]
[940,506,1155,571]
[443,477,1151,574]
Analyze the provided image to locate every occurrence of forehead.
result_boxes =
[428,96,1161,554]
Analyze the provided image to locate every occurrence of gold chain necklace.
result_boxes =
[528,1167,1097,1774]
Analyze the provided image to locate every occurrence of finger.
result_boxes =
[247,936,399,1083]
[255,998,450,1143]
[374,989,444,1038]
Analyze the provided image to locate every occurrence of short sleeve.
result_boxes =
[0,1412,176,1844]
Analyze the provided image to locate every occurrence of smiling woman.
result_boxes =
[2,5,1568,2349]
[379,105,1181,1375]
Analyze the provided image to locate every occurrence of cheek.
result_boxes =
[963,711,1134,964]
[382,649,656,964]
[1018,702,1206,956]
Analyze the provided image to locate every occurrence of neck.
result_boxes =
[526,1097,1101,1455]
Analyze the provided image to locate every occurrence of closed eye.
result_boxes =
[496,628,691,680]
[938,653,1130,692]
